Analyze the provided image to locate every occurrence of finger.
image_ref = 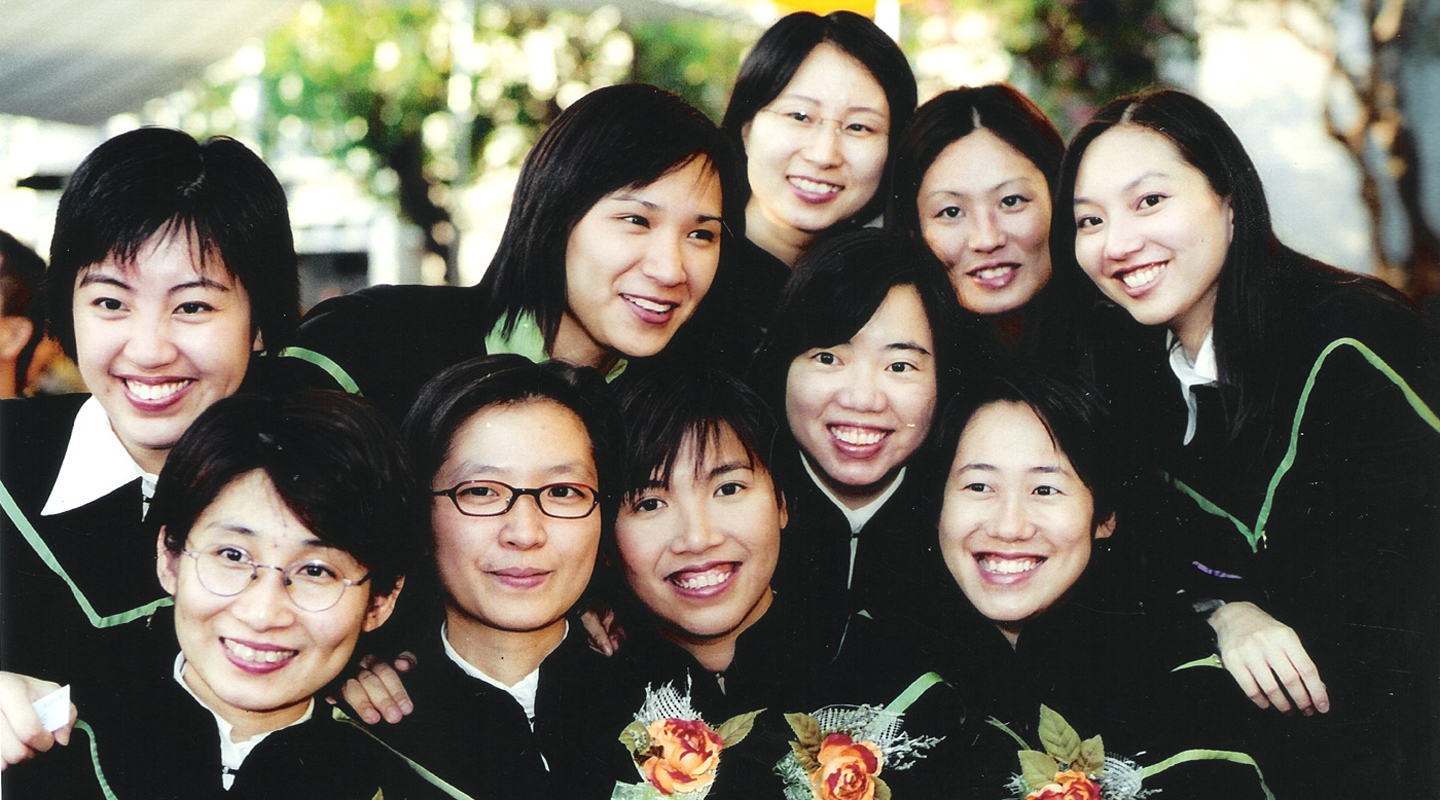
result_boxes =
[356,668,406,723]
[1223,658,1270,710]
[369,662,413,718]
[51,704,76,747]
[1,724,36,769]
[1286,648,1329,715]
[393,652,417,673]
[580,610,613,657]
[358,654,384,671]
[341,677,382,725]
[1251,658,1293,714]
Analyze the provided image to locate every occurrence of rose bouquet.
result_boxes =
[611,681,760,800]
[994,705,1275,800]
[776,705,941,800]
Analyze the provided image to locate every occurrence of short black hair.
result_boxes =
[153,391,417,595]
[937,367,1121,529]
[890,84,1063,237]
[477,84,743,353]
[0,229,47,389]
[46,127,298,360]
[721,11,917,227]
[402,354,625,530]
[616,366,785,504]
[753,227,992,418]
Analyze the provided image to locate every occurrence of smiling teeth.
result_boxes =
[672,568,734,590]
[627,296,674,313]
[1121,263,1165,288]
[978,556,1042,575]
[970,265,1015,280]
[789,177,840,195]
[224,640,296,663]
[830,426,886,446]
[126,380,188,401]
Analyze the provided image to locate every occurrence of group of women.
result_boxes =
[2,8,1436,799]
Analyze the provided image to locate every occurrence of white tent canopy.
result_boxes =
[0,0,761,127]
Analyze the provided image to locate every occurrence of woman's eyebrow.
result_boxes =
[885,341,932,356]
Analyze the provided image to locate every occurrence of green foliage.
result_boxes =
[714,708,764,748]
[629,17,754,122]
[909,0,1196,136]
[1018,748,1060,790]
[1037,704,1081,764]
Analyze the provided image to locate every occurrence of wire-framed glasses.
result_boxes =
[181,545,370,612]
[431,480,599,519]
[755,106,889,142]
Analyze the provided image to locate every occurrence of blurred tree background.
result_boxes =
[169,0,1434,295]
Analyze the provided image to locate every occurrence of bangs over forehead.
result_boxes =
[619,368,783,501]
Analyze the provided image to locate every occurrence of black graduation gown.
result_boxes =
[669,236,791,380]
[291,284,494,422]
[352,623,642,800]
[770,452,953,640]
[2,610,443,800]
[905,567,1266,799]
[0,393,167,686]
[0,357,314,687]
[1095,284,1440,795]
[613,595,974,799]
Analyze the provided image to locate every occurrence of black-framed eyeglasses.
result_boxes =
[431,480,599,519]
[181,545,370,613]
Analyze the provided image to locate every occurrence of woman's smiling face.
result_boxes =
[428,399,601,640]
[614,425,784,644]
[1071,125,1233,355]
[158,470,396,740]
[741,42,890,254]
[938,401,1112,645]
[784,284,937,508]
[73,230,254,474]
[558,157,724,368]
[918,128,1052,316]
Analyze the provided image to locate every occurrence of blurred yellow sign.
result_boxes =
[772,0,877,13]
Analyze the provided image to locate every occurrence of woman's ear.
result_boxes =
[777,489,789,532]
[1094,513,1117,540]
[362,576,405,633]
[156,529,179,596]
[251,328,265,354]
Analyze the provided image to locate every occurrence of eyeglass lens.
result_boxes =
[188,545,358,612]
[445,480,597,518]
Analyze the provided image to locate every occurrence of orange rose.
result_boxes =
[1025,770,1102,800]
[641,718,724,795]
[810,733,884,800]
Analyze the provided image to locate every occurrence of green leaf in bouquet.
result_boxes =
[619,720,649,754]
[1019,749,1059,791]
[873,776,891,800]
[715,709,764,748]
[784,712,823,750]
[1037,705,1081,763]
[1077,734,1105,775]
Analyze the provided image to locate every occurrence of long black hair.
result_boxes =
[1055,88,1420,437]
[477,84,743,353]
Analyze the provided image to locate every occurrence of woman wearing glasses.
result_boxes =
[685,11,915,373]
[343,355,643,800]
[1,390,446,797]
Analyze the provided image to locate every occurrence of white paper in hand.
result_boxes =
[31,684,71,732]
